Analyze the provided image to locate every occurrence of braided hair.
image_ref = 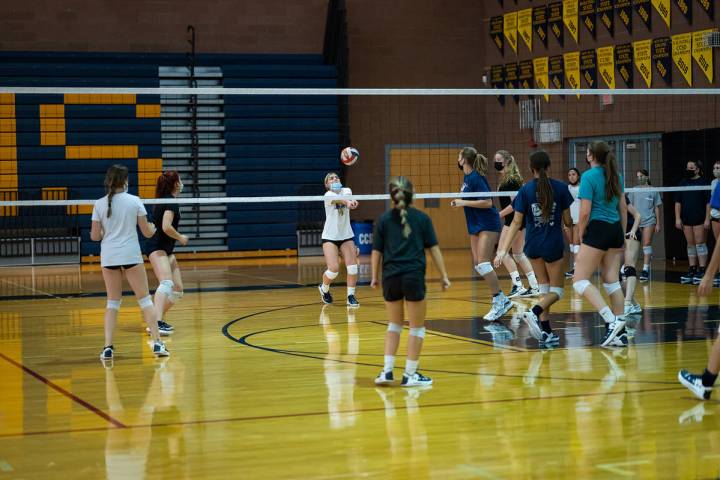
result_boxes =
[104,164,128,218]
[389,176,414,238]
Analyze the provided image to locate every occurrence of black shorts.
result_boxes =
[322,237,355,249]
[583,220,624,251]
[103,264,140,270]
[681,213,706,227]
[526,249,564,264]
[382,271,426,302]
[712,217,720,223]
[144,240,175,257]
[503,214,525,230]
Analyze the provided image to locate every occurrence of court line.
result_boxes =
[0,278,70,302]
[222,309,680,385]
[0,352,127,429]
[0,385,688,439]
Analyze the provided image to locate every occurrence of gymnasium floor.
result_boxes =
[0,250,719,479]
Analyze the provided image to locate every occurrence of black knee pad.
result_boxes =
[623,265,637,278]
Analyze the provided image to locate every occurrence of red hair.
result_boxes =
[156,170,180,197]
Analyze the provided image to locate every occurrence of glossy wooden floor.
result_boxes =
[1,251,719,479]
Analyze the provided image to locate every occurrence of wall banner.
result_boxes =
[598,45,616,88]
[633,39,653,87]
[696,0,713,20]
[505,62,520,103]
[518,8,534,52]
[652,0,671,28]
[581,48,598,88]
[674,0,692,23]
[634,0,652,31]
[504,11,518,54]
[615,42,634,86]
[549,54,565,92]
[597,0,615,36]
[652,36,672,85]
[616,0,633,33]
[564,0,580,44]
[533,6,549,48]
[490,16,504,55]
[580,0,597,38]
[564,51,582,97]
[672,32,692,86]
[692,29,715,83]
[491,64,506,105]
[534,56,550,101]
[549,2,565,46]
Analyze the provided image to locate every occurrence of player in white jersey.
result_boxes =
[319,172,360,307]
[91,164,169,360]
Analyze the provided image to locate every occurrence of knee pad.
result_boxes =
[603,281,622,295]
[573,279,591,295]
[512,253,526,263]
[409,327,426,339]
[687,245,698,258]
[169,290,183,304]
[324,269,339,280]
[550,287,565,299]
[571,244,580,254]
[138,295,153,309]
[475,262,494,276]
[642,245,653,256]
[387,322,403,334]
[697,243,708,256]
[622,266,637,278]
[538,283,550,294]
[106,299,122,311]
[157,279,174,297]
[346,264,358,275]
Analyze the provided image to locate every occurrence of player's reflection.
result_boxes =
[375,385,430,478]
[104,358,186,479]
[320,305,360,429]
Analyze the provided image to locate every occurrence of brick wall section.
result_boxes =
[1,0,327,53]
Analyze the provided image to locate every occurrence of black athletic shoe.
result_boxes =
[158,320,174,331]
[564,269,574,278]
[639,270,649,282]
[346,295,360,307]
[693,268,705,285]
[146,321,173,336]
[318,284,333,304]
[680,267,696,284]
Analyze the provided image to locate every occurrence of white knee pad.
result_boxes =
[106,299,122,311]
[538,283,550,294]
[573,279,591,295]
[387,322,403,334]
[571,244,580,254]
[138,295,153,309]
[409,327,426,339]
[169,290,183,304]
[157,279,174,297]
[687,245,698,258]
[550,287,565,300]
[324,269,339,280]
[475,262,494,276]
[603,281,622,295]
[512,253,526,263]
[642,245,653,255]
[346,264,358,275]
[697,243,708,256]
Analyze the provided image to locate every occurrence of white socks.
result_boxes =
[404,359,419,376]
[384,355,395,373]
[321,283,330,293]
[510,271,522,287]
[599,306,616,324]
[347,286,355,296]
[526,271,539,289]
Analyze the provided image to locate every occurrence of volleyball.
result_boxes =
[341,147,359,166]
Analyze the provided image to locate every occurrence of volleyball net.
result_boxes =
[0,86,718,265]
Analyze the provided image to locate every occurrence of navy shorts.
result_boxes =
[526,249,564,264]
[382,271,426,302]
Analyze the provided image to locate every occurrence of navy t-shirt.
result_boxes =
[675,177,710,223]
[372,207,438,279]
[461,170,501,234]
[513,178,574,258]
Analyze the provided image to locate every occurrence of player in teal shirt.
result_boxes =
[573,141,629,348]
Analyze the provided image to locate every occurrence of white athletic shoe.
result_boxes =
[483,295,513,321]
[623,302,642,316]
[374,370,394,385]
[600,319,627,347]
[152,341,170,357]
[401,372,433,387]
[523,311,543,340]
[520,287,540,298]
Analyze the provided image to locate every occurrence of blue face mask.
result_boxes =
[331,182,342,191]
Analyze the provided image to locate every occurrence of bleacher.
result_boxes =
[0,52,341,261]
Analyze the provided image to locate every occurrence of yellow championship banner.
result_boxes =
[504,11,518,54]
[533,56,550,101]
[564,51,581,97]
[518,8,533,52]
[597,45,616,89]
[672,32,692,86]
[563,0,579,44]
[633,39,653,87]
[692,29,715,83]
[651,0,671,28]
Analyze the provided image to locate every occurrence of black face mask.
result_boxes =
[494,162,504,171]
[686,169,697,178]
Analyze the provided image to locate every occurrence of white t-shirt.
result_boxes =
[91,191,147,267]
[321,188,355,241]
[568,184,580,224]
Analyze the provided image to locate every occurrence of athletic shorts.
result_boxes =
[681,212,706,227]
[526,249,564,264]
[145,241,175,257]
[502,215,525,230]
[103,264,140,270]
[322,237,355,249]
[382,271,426,302]
[583,220,624,251]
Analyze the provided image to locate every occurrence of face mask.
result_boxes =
[123,183,129,193]
[494,162,504,171]
[686,169,697,178]
[330,181,342,191]
[637,175,648,185]
[713,168,720,179]
[178,183,184,194]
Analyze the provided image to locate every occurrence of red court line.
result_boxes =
[0,384,684,439]
[0,352,127,429]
